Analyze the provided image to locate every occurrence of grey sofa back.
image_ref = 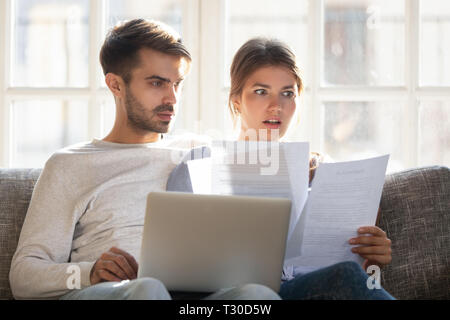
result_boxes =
[0,169,42,300]
[377,166,449,299]
[0,166,449,300]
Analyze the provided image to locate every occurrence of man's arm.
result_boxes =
[9,155,94,299]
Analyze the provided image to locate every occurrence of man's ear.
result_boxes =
[105,73,125,98]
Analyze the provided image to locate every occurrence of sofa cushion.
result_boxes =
[0,169,42,300]
[377,166,450,299]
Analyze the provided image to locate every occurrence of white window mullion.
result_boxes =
[0,0,12,168]
[199,0,227,137]
[6,87,91,99]
[318,87,408,101]
[309,0,323,153]
[405,0,420,168]
[88,0,104,140]
[176,0,200,134]
[416,87,450,100]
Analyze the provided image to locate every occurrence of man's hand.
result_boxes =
[90,247,139,285]
[348,226,392,270]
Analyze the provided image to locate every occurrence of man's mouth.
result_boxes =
[157,113,174,122]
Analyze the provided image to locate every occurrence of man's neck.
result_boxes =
[102,131,163,144]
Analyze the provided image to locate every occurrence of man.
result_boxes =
[9,19,280,300]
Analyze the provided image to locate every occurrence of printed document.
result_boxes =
[284,155,389,273]
[187,141,389,271]
[187,140,309,244]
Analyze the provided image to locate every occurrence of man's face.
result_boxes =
[124,48,190,134]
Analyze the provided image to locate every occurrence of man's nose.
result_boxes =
[162,85,178,106]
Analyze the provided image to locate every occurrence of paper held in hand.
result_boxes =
[187,140,389,272]
[284,154,389,274]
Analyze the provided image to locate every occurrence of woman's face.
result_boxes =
[233,65,298,141]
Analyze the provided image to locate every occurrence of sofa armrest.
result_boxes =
[377,166,450,299]
[0,168,42,300]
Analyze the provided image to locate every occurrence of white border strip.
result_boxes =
[310,0,324,153]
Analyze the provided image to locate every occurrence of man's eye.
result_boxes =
[254,89,266,95]
[152,81,162,87]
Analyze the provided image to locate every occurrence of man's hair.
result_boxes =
[100,19,191,83]
[228,38,303,125]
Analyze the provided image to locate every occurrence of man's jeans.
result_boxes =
[60,279,280,300]
[60,261,394,300]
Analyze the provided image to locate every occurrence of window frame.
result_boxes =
[207,0,450,170]
[0,0,449,169]
[0,0,200,168]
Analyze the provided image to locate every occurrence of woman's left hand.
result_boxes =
[349,226,392,271]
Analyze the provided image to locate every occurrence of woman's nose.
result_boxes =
[267,98,282,113]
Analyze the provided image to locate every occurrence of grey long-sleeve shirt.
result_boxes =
[9,135,208,299]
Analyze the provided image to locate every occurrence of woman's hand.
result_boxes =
[348,226,392,271]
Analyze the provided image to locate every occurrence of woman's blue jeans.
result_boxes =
[279,261,395,300]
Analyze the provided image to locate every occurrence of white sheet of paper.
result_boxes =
[208,140,309,242]
[282,143,309,259]
[285,155,389,273]
[187,157,212,194]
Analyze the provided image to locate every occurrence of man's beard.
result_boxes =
[125,89,174,134]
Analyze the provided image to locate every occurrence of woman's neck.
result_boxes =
[238,130,281,142]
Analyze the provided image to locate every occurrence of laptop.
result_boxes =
[138,191,291,293]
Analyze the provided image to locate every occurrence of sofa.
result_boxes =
[0,166,449,300]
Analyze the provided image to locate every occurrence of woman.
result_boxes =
[167,38,394,300]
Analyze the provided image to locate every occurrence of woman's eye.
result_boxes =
[254,89,266,95]
[151,81,162,87]
[282,91,295,98]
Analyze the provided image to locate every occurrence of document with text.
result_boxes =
[187,142,389,271]
[284,154,389,273]
[188,140,310,245]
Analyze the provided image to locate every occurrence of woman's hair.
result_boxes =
[100,19,191,84]
[228,38,303,124]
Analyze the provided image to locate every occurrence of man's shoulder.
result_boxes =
[45,140,102,168]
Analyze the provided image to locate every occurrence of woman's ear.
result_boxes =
[232,95,241,114]
[105,73,124,98]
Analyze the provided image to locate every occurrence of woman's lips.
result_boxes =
[263,119,282,129]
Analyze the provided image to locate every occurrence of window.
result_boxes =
[323,0,405,86]
[420,0,450,86]
[12,0,90,88]
[0,0,197,168]
[12,100,90,167]
[209,0,450,172]
[1,0,449,172]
